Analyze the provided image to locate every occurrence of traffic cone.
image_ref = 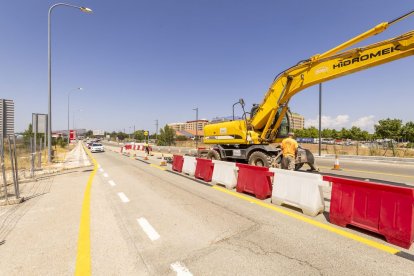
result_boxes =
[332,155,341,170]
[144,152,149,160]
[160,154,167,166]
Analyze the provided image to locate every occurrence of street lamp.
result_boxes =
[47,3,92,162]
[193,108,198,149]
[68,87,83,144]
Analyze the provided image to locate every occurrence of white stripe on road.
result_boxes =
[117,192,130,203]
[108,180,116,187]
[137,217,160,241]
[99,168,104,173]
[170,262,193,276]
[103,173,109,178]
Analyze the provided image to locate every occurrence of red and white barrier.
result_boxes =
[211,160,238,189]
[270,168,326,216]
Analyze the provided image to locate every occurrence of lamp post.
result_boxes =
[193,108,198,149]
[48,3,92,162]
[67,87,83,144]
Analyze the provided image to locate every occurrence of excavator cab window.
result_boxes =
[275,109,291,139]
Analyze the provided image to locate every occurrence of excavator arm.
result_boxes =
[203,10,414,146]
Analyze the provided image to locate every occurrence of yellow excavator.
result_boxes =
[203,10,414,170]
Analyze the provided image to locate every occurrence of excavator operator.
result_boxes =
[281,132,298,170]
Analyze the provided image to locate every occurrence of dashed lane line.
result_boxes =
[137,217,160,241]
[170,261,193,276]
[108,180,116,187]
[117,192,130,203]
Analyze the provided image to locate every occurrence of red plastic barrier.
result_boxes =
[172,155,184,173]
[195,158,214,182]
[236,164,274,200]
[125,144,132,150]
[324,175,414,249]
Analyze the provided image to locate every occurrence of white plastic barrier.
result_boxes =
[182,156,197,176]
[269,168,326,216]
[211,160,238,189]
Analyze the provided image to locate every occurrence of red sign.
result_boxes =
[69,130,76,141]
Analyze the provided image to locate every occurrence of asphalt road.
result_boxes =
[88,149,414,275]
[313,157,414,185]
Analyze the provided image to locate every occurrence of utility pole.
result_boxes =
[155,119,158,143]
[193,108,198,149]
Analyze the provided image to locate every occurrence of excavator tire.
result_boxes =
[206,150,221,160]
[248,151,271,167]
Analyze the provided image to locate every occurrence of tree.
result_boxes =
[374,118,402,140]
[401,121,414,142]
[176,135,188,141]
[117,132,127,141]
[133,130,145,141]
[85,130,93,137]
[157,125,175,146]
[22,124,33,145]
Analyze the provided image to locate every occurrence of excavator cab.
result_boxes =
[274,108,291,140]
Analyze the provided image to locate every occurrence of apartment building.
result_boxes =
[168,122,186,131]
[290,113,305,130]
[185,120,209,131]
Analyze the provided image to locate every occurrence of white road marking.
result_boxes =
[117,192,130,203]
[99,168,104,173]
[137,217,160,241]
[108,180,116,187]
[170,262,193,276]
[103,173,109,178]
[98,164,101,168]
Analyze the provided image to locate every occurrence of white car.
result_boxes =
[90,143,104,153]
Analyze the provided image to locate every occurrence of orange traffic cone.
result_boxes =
[160,154,167,166]
[332,155,341,170]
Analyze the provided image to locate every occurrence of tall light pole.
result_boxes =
[48,3,92,162]
[193,108,198,149]
[318,83,322,156]
[68,87,83,144]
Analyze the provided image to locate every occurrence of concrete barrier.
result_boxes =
[270,168,326,217]
[211,160,238,189]
[182,156,197,176]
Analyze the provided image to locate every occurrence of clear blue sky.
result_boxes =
[1,0,413,134]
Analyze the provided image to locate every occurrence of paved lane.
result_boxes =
[91,149,414,275]
[314,157,414,185]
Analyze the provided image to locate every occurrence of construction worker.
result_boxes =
[281,132,298,170]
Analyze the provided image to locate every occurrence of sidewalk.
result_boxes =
[0,145,145,275]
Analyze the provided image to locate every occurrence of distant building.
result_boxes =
[168,123,186,131]
[185,120,209,131]
[290,113,305,130]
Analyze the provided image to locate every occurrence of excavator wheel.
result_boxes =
[248,151,271,167]
[206,150,221,160]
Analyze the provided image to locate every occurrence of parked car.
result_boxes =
[90,143,104,153]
